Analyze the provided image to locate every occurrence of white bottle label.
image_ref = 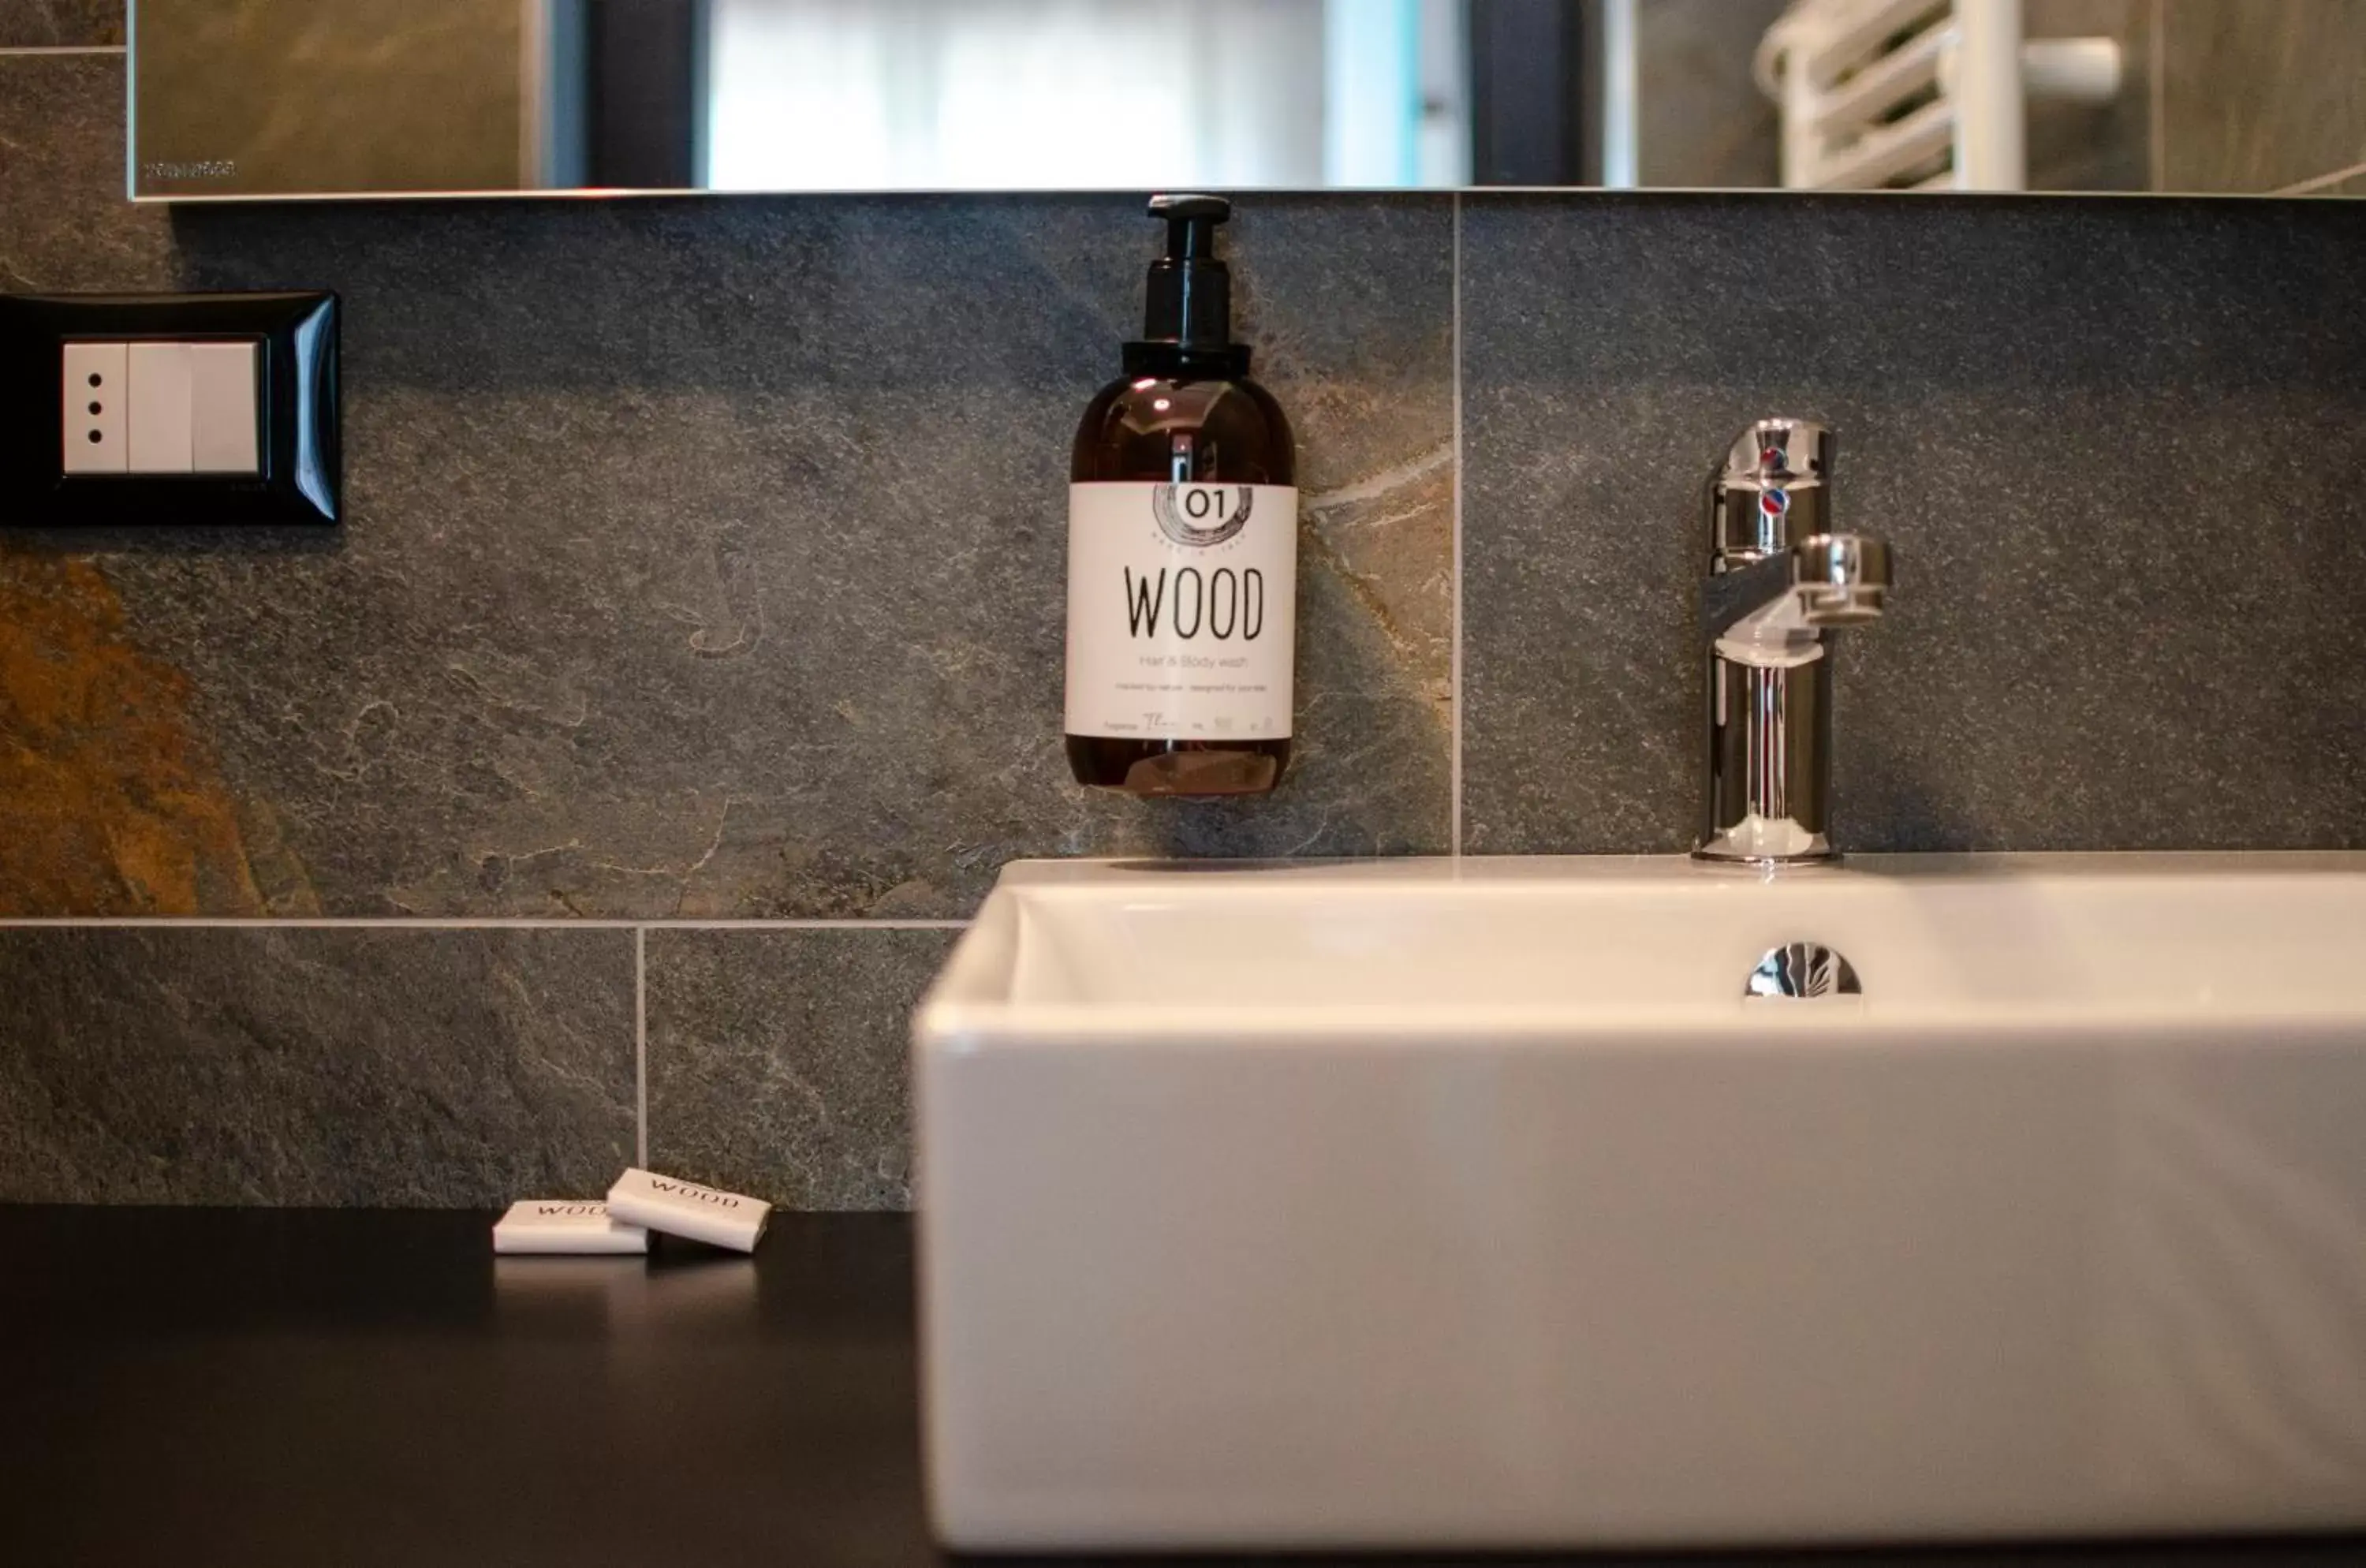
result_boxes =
[1064,481,1297,741]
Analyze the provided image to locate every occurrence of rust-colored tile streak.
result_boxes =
[0,547,286,915]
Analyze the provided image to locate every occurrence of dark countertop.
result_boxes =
[2,1208,2358,1568]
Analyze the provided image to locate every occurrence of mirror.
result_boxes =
[129,1,2366,200]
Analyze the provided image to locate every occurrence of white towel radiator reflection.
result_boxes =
[1755,0,2122,191]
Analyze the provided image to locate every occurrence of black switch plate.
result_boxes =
[0,290,340,527]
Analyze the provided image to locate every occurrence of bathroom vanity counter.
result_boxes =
[1,1205,2356,1568]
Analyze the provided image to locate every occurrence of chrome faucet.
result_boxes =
[1696,419,1891,863]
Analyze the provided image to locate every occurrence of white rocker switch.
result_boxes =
[123,340,263,475]
[189,341,261,474]
[125,341,196,472]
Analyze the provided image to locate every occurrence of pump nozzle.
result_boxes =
[1138,192,1237,361]
[1149,192,1230,258]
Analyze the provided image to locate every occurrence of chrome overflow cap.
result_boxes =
[1745,942,1862,999]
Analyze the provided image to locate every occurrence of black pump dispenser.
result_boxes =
[1127,193,1248,376]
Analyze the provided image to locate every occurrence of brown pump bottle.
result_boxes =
[1064,195,1299,797]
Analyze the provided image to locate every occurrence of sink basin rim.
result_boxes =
[920,850,2366,1042]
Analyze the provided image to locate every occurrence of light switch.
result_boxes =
[126,342,195,473]
[2,289,338,525]
[188,342,261,474]
[61,342,129,473]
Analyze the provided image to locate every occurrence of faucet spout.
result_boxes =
[1705,532,1891,666]
[1792,532,1890,627]
[1695,420,1892,864]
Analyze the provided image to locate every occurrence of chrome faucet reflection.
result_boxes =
[1696,418,1891,863]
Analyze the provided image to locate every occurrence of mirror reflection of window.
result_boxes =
[704,0,1328,189]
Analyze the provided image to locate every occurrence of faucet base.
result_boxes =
[1691,847,1842,868]
[1692,821,1837,866]
[1700,652,1836,861]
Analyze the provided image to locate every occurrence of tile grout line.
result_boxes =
[0,917,974,931]
[634,928,648,1168]
[1449,191,1465,860]
[0,46,125,57]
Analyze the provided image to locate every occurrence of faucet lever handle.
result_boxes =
[1722,418,1833,487]
[1713,417,1835,562]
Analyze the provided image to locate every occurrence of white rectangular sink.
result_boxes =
[913,855,2366,1551]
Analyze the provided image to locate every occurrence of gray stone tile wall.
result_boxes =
[0,927,635,1203]
[0,0,121,47]
[3,48,2363,1209]
[1457,192,2366,855]
[645,928,957,1211]
[0,54,1452,920]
